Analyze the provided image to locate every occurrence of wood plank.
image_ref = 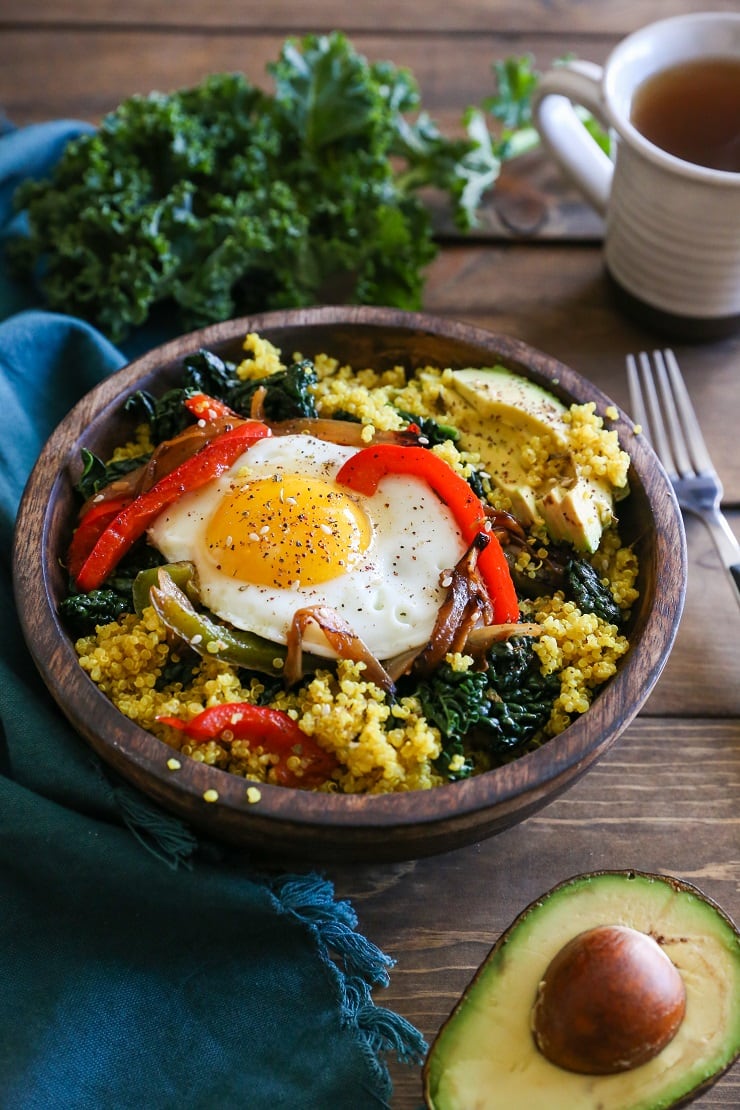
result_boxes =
[3,0,736,34]
[0,28,614,124]
[646,516,740,717]
[329,717,740,1108]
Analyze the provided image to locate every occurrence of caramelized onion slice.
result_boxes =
[464,621,541,652]
[385,535,491,682]
[285,606,396,694]
[270,418,422,448]
[249,385,268,421]
[387,539,540,681]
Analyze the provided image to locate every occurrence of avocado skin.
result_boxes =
[423,869,740,1110]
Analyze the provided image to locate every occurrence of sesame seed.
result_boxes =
[203,789,219,803]
[191,634,203,645]
[197,418,207,428]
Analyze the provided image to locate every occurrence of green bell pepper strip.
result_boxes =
[336,444,520,624]
[146,567,326,678]
[73,420,270,593]
[132,561,201,617]
[157,703,338,788]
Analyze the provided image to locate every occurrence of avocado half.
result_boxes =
[443,366,627,553]
[423,870,740,1110]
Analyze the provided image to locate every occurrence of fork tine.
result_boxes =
[650,350,693,477]
[627,351,678,477]
[625,353,649,433]
[660,349,715,475]
[627,348,740,609]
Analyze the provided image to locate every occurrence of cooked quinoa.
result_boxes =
[71,332,639,794]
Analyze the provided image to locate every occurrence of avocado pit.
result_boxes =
[531,924,686,1074]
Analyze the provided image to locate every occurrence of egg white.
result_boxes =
[148,434,467,659]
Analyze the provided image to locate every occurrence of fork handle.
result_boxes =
[696,508,740,611]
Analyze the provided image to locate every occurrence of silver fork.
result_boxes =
[626,349,740,609]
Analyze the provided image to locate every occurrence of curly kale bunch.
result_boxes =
[9,33,500,342]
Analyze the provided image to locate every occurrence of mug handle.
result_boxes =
[531,60,613,216]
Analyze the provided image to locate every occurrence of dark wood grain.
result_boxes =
[0,28,606,123]
[4,0,737,33]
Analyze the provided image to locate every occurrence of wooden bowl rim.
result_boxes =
[12,305,687,835]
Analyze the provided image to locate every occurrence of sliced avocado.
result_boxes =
[424,870,740,1110]
[446,366,625,553]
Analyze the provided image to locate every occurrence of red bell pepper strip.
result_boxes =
[336,444,519,624]
[184,392,241,422]
[73,420,271,593]
[67,493,133,580]
[158,703,338,788]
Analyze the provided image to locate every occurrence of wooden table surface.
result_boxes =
[2,2,738,1107]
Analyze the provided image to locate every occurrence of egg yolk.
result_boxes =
[205,474,372,588]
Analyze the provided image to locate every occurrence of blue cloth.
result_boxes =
[0,122,426,1109]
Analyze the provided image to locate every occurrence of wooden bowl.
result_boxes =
[12,306,686,862]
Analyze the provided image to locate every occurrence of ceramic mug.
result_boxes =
[531,12,740,340]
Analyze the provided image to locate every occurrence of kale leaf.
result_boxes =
[413,636,559,781]
[482,53,610,159]
[155,654,200,691]
[124,387,197,443]
[565,558,622,626]
[60,543,166,636]
[415,663,488,781]
[182,348,239,396]
[74,447,148,500]
[9,34,501,342]
[227,359,319,420]
[130,351,318,425]
[475,637,559,756]
[125,349,243,441]
[395,410,460,447]
[58,589,131,637]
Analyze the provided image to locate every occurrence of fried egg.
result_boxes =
[148,434,467,659]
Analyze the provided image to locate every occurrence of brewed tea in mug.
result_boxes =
[630,58,740,173]
[531,12,740,339]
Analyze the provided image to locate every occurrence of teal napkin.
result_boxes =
[0,122,426,1109]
